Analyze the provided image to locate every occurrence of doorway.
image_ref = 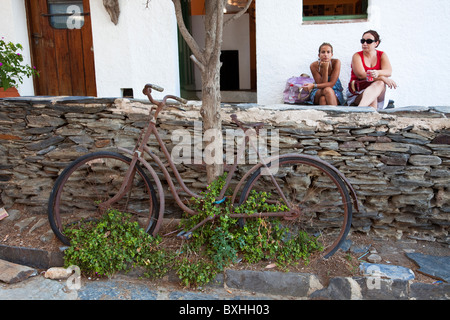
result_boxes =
[25,0,97,96]
[220,50,239,91]
[179,0,256,102]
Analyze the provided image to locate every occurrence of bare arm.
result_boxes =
[304,59,340,90]
[368,53,396,89]
[351,53,367,80]
[369,52,393,79]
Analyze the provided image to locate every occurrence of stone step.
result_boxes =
[0,259,38,284]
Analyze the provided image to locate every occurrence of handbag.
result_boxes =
[349,79,372,95]
[283,74,314,104]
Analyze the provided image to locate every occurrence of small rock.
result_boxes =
[4,209,21,221]
[44,267,72,280]
[339,239,352,252]
[40,229,55,243]
[349,244,371,254]
[14,217,37,233]
[367,253,382,263]
[29,218,47,234]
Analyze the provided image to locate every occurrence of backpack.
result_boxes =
[283,74,314,104]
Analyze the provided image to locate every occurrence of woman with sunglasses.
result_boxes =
[347,30,397,110]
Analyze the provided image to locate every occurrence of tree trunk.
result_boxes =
[171,0,253,183]
[200,0,225,183]
[201,60,223,183]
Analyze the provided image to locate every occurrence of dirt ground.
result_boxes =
[1,205,448,286]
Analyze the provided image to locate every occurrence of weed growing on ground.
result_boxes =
[63,209,173,278]
[176,173,323,286]
[63,173,323,287]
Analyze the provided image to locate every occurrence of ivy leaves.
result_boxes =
[177,173,323,286]
[62,173,323,288]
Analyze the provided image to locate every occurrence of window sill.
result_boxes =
[302,18,368,25]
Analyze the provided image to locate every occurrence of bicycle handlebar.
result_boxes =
[144,83,164,93]
[142,83,188,105]
[165,95,188,105]
[142,84,188,121]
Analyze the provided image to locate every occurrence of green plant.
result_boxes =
[62,174,323,288]
[0,37,39,90]
[176,173,323,287]
[63,209,173,278]
[176,257,219,288]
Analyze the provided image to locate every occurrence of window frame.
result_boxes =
[302,0,369,23]
[47,0,86,30]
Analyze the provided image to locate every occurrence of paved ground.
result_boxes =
[1,214,449,302]
[1,256,449,301]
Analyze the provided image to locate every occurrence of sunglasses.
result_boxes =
[361,39,376,44]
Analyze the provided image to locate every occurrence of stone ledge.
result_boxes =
[1,96,449,115]
[0,244,64,270]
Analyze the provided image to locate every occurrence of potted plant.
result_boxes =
[0,37,39,97]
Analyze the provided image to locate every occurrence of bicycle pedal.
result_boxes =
[177,231,192,240]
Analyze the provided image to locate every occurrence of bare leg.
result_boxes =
[323,87,338,105]
[315,88,338,105]
[358,81,386,109]
[314,89,324,104]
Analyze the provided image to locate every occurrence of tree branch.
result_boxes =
[203,1,218,64]
[224,0,253,28]
[172,0,205,69]
[190,54,205,73]
[211,0,225,65]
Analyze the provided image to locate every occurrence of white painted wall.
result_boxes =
[2,0,450,107]
[256,0,450,107]
[89,0,180,100]
[0,0,180,100]
[0,0,34,96]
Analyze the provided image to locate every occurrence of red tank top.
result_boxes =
[350,50,384,82]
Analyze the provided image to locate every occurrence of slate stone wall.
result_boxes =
[0,97,449,245]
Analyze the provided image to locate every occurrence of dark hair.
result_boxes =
[363,30,381,47]
[319,42,333,53]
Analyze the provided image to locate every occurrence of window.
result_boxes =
[303,0,368,22]
[47,0,85,29]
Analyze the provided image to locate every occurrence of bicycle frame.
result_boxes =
[102,84,359,237]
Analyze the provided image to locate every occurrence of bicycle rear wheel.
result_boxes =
[48,151,159,245]
[240,156,352,259]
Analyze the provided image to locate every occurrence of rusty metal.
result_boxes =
[50,83,358,258]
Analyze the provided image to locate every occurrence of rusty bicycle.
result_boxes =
[48,84,359,258]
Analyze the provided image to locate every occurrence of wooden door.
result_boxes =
[26,0,97,96]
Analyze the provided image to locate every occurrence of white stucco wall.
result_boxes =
[89,0,180,100]
[2,0,450,107]
[0,0,34,96]
[0,0,180,100]
[256,0,450,107]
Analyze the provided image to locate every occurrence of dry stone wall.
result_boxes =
[0,97,449,245]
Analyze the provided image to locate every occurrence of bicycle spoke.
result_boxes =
[48,152,159,245]
[240,156,352,258]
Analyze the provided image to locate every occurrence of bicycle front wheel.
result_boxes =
[240,156,352,259]
[48,151,159,245]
